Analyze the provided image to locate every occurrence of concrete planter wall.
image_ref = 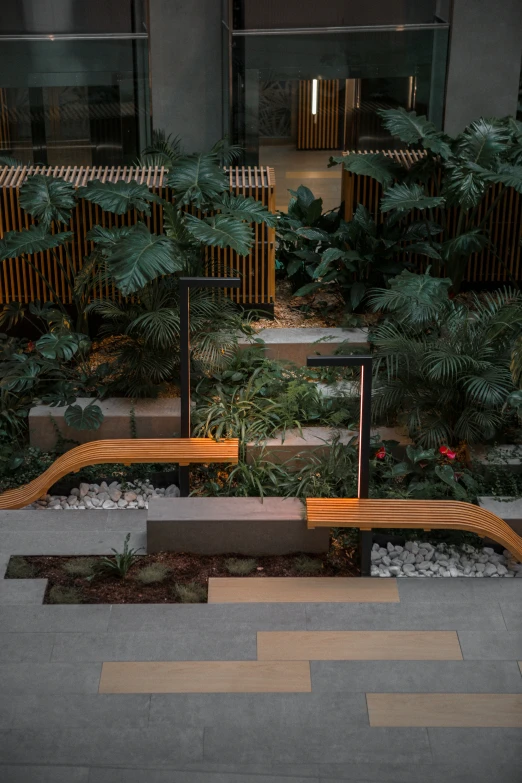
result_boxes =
[239,327,369,366]
[29,397,181,452]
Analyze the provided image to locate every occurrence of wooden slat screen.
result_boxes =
[0,165,276,306]
[297,80,340,151]
[341,150,522,283]
[0,89,10,153]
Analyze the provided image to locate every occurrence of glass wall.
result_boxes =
[0,1,150,166]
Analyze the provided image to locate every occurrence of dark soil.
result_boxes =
[5,544,360,604]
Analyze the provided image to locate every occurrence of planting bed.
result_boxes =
[5,544,360,604]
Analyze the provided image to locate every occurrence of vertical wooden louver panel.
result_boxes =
[297,80,340,150]
[341,149,522,284]
[0,166,277,306]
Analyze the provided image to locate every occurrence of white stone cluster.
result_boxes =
[371,540,522,578]
[28,480,180,510]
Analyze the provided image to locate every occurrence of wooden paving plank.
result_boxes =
[285,171,341,179]
[99,661,311,694]
[257,631,463,661]
[207,577,399,604]
[367,693,522,727]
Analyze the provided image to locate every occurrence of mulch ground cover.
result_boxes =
[5,544,359,604]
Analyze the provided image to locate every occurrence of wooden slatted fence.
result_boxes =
[297,80,340,151]
[0,165,276,306]
[341,149,522,283]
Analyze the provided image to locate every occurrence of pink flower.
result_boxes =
[446,450,456,460]
[376,447,386,460]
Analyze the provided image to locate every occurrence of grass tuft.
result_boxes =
[136,564,170,584]
[62,558,97,578]
[174,582,207,603]
[224,558,258,576]
[293,555,323,574]
[6,556,34,579]
[48,585,83,604]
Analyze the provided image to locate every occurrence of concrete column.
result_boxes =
[444,0,522,134]
[148,0,224,152]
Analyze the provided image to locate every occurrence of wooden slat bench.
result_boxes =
[306,498,522,563]
[0,438,239,510]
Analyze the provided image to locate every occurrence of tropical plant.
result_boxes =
[330,108,522,290]
[277,185,415,311]
[100,533,143,578]
[281,435,359,499]
[369,270,522,446]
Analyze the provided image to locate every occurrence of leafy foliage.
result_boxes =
[77,179,163,216]
[370,272,522,446]
[19,174,77,227]
[100,534,143,579]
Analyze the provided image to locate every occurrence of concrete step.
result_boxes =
[147,497,329,555]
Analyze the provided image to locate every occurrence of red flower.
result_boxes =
[439,445,449,455]
[446,450,456,460]
[376,447,386,460]
[27,341,35,352]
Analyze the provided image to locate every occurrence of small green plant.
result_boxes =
[136,564,170,584]
[6,556,34,578]
[62,558,97,578]
[48,585,83,604]
[293,555,324,574]
[100,533,143,578]
[225,558,258,575]
[174,582,207,603]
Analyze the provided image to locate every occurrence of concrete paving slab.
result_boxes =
[13,694,151,730]
[88,771,318,783]
[427,727,522,766]
[0,531,146,555]
[0,509,146,531]
[51,631,257,662]
[0,579,47,605]
[0,633,54,663]
[458,631,522,660]
[304,601,507,631]
[108,604,308,633]
[311,660,522,693]
[0,606,111,633]
[398,578,522,602]
[0,767,89,783]
[0,662,102,694]
[500,601,522,631]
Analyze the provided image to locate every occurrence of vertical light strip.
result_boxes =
[311,79,318,115]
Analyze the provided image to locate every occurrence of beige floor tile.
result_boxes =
[99,661,311,694]
[367,693,522,727]
[257,631,463,661]
[207,577,399,604]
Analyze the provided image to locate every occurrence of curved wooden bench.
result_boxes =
[0,438,239,510]
[306,498,522,563]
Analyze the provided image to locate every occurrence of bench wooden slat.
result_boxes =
[306,498,522,563]
[0,438,238,509]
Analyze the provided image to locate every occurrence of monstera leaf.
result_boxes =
[77,180,162,216]
[36,332,89,361]
[64,402,104,431]
[0,226,73,260]
[104,222,181,295]
[167,153,227,207]
[184,213,253,256]
[19,175,77,227]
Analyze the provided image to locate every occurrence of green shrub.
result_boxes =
[136,564,170,584]
[100,534,143,578]
[225,558,257,575]
[62,558,97,578]
[293,555,323,574]
[174,582,207,603]
[48,585,83,604]
[5,556,34,578]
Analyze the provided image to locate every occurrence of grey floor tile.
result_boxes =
[109,604,308,633]
[0,633,54,662]
[0,579,47,605]
[0,725,203,766]
[500,601,522,631]
[203,723,431,765]
[317,762,522,783]
[0,531,145,555]
[0,605,111,632]
[458,630,522,660]
[0,662,102,694]
[150,692,368,729]
[304,602,507,631]
[311,659,522,693]
[51,631,256,662]
[428,727,522,766]
[88,770,318,783]
[398,578,522,602]
[0,766,89,783]
[13,694,150,730]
